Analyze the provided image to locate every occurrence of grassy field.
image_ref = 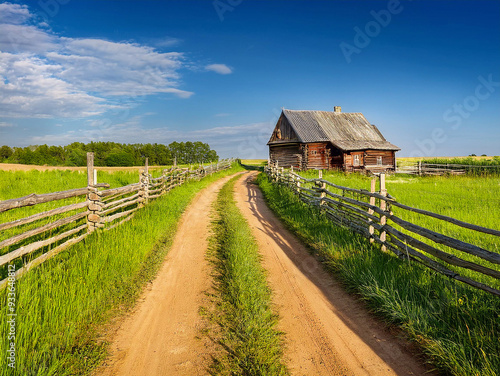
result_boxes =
[0,163,244,376]
[257,173,500,376]
[205,176,288,375]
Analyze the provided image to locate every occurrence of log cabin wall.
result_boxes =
[269,144,302,168]
[364,150,396,172]
[306,142,329,169]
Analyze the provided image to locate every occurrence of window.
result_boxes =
[311,150,317,155]
[377,156,383,166]
[353,154,360,166]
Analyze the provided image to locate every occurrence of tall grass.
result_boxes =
[0,164,244,376]
[257,173,500,376]
[206,176,288,376]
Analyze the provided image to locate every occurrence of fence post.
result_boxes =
[379,173,387,251]
[368,178,376,243]
[318,170,326,206]
[86,152,102,232]
[139,158,149,208]
[418,161,422,176]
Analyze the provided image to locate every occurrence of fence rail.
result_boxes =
[265,163,500,297]
[396,161,500,175]
[0,154,234,287]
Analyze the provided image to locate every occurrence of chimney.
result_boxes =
[334,106,341,113]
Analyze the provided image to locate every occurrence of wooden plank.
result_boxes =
[0,188,88,213]
[0,211,89,250]
[0,224,87,266]
[0,201,88,231]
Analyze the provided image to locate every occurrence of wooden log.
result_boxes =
[87,152,94,186]
[0,233,89,290]
[389,201,500,237]
[101,198,141,216]
[104,213,135,231]
[388,214,500,265]
[100,183,141,198]
[104,207,138,223]
[322,197,379,222]
[0,188,89,213]
[0,201,88,231]
[386,235,500,297]
[102,193,140,209]
[0,224,87,266]
[369,178,376,243]
[0,211,89,250]
[384,224,500,279]
[379,174,387,251]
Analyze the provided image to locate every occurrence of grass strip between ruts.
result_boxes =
[205,175,288,375]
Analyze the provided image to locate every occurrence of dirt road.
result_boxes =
[96,173,239,376]
[97,171,433,376]
[233,172,434,376]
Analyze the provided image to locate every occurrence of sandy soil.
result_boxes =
[95,173,240,376]
[233,172,436,376]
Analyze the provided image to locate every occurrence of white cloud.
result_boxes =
[205,63,233,75]
[0,121,14,127]
[0,2,193,119]
[0,3,31,25]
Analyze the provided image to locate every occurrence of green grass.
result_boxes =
[206,175,288,376]
[257,173,500,376]
[0,163,244,376]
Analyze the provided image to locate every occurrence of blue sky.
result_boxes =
[0,0,499,158]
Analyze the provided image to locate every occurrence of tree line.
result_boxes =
[0,141,219,167]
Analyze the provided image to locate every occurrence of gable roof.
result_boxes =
[268,109,400,151]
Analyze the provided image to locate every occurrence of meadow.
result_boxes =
[0,164,244,376]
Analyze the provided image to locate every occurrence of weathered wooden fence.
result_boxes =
[0,154,234,287]
[396,161,500,175]
[265,163,500,297]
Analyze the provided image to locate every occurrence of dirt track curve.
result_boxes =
[97,171,434,376]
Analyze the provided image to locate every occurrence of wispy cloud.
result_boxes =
[205,63,233,75]
[0,2,193,119]
[0,121,14,127]
[215,113,231,117]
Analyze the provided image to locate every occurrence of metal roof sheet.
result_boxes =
[280,109,400,151]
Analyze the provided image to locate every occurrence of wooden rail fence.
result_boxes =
[0,154,234,287]
[396,161,500,175]
[265,163,500,297]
